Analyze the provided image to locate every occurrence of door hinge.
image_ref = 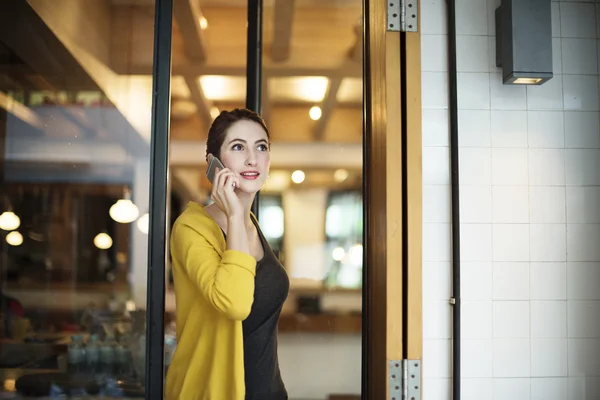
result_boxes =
[387,0,418,32]
[389,359,421,400]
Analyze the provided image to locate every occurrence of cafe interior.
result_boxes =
[0,0,364,399]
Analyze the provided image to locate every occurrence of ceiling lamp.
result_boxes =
[291,170,305,184]
[0,211,20,231]
[6,231,23,246]
[199,15,208,30]
[137,213,149,235]
[309,106,322,121]
[110,190,139,224]
[94,233,113,250]
[334,169,349,182]
[332,247,345,262]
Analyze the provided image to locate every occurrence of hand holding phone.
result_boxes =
[206,154,225,183]
[206,154,243,218]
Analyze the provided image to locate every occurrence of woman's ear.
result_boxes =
[206,153,213,163]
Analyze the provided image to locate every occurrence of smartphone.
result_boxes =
[206,156,225,183]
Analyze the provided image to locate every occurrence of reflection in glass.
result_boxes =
[0,0,156,397]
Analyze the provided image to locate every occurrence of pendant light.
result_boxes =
[6,231,23,246]
[109,188,139,224]
[137,212,149,235]
[94,232,113,250]
[0,211,20,231]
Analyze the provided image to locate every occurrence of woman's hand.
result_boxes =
[210,167,243,219]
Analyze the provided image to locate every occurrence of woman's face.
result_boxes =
[218,119,271,194]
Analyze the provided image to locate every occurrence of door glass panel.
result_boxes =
[164,1,363,398]
[0,1,156,397]
[263,2,363,399]
[165,0,250,380]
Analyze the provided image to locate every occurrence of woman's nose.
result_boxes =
[245,152,257,166]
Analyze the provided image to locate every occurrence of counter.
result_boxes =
[0,368,144,399]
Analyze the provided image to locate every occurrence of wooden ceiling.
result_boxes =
[111,0,364,143]
[1,0,363,167]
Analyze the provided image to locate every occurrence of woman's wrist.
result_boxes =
[225,213,251,254]
[227,213,244,224]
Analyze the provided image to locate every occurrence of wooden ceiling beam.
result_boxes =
[171,104,362,144]
[0,91,44,130]
[122,63,362,78]
[184,75,212,131]
[313,77,341,141]
[271,0,295,62]
[173,0,207,62]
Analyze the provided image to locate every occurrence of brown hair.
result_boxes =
[206,108,270,159]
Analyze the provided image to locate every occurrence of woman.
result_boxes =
[166,108,289,400]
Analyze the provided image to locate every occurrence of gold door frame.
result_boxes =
[363,0,422,397]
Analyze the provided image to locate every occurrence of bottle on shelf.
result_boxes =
[85,334,100,374]
[67,335,86,373]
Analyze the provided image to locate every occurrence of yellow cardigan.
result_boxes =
[165,202,257,400]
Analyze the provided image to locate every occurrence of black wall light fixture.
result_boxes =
[495,0,553,85]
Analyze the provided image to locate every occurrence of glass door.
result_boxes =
[0,0,165,398]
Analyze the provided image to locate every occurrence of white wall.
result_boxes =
[422,1,600,399]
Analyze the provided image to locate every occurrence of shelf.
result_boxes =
[278,313,361,334]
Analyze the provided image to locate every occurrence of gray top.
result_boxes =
[223,216,289,400]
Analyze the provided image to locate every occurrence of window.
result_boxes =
[258,194,284,260]
[2,185,131,287]
[324,190,363,289]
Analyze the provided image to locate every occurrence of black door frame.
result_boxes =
[145,0,172,398]
[144,1,382,398]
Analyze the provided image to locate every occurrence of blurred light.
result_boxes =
[0,211,20,231]
[334,169,349,182]
[126,300,137,312]
[3,378,15,392]
[210,106,220,119]
[94,233,113,250]
[199,15,208,30]
[199,76,246,101]
[110,199,139,223]
[332,247,345,261]
[6,231,23,246]
[309,106,322,120]
[348,244,363,266]
[291,170,305,184]
[137,213,149,235]
[261,206,284,239]
[268,76,329,103]
[117,252,128,264]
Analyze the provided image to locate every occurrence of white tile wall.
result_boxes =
[421,0,600,398]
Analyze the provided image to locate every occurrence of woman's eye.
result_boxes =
[232,144,243,151]
[258,144,268,151]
